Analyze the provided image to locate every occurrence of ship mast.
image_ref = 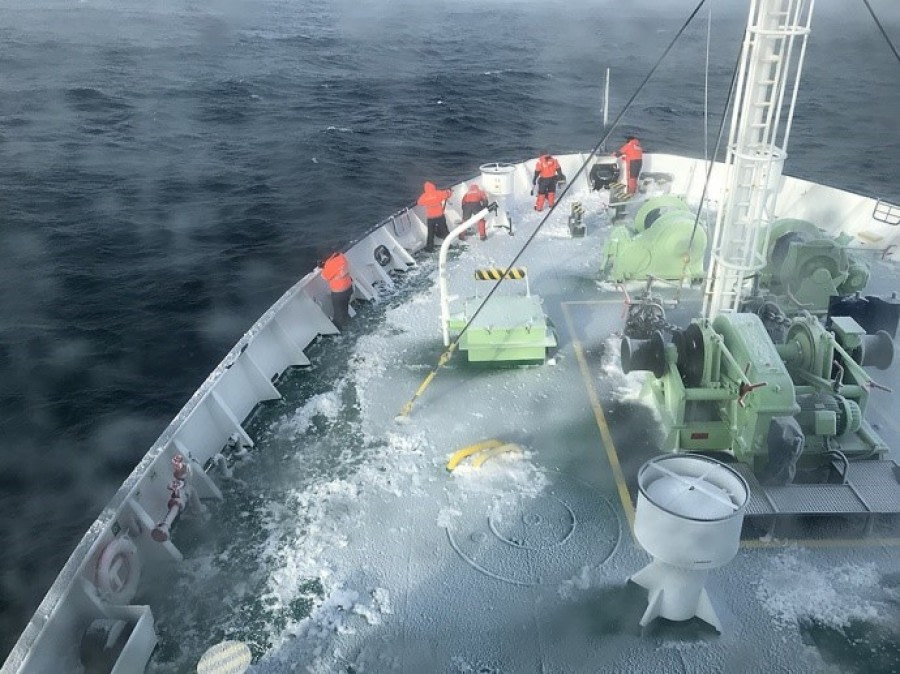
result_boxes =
[702,0,814,319]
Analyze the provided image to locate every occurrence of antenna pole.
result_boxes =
[603,67,610,146]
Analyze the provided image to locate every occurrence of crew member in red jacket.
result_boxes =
[617,136,644,195]
[417,181,453,252]
[460,183,490,241]
[532,152,565,211]
[321,251,353,329]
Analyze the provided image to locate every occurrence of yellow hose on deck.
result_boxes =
[395,342,457,421]
[446,439,504,471]
[471,443,522,468]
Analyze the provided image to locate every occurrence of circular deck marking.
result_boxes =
[489,494,576,549]
[446,471,621,586]
[197,640,252,674]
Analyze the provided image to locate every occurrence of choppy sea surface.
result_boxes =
[1,0,898,660]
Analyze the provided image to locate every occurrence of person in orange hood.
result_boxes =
[617,135,644,195]
[460,183,490,241]
[417,181,453,252]
[320,251,353,329]
[531,151,565,211]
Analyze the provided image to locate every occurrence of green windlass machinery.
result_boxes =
[616,0,900,522]
[746,218,870,316]
[599,196,707,283]
[622,311,894,485]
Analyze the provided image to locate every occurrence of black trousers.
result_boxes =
[629,159,643,179]
[425,215,449,252]
[461,201,486,220]
[537,176,557,195]
[331,287,353,329]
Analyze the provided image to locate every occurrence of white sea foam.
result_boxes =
[755,549,893,631]
[259,390,432,649]
[601,335,650,405]
[270,388,343,440]
[449,449,547,499]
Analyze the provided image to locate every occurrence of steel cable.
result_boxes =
[861,0,900,64]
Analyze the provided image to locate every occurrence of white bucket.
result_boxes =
[479,162,516,196]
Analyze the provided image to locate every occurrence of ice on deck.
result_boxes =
[148,190,900,674]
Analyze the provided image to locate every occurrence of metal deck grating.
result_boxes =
[733,464,776,516]
[765,484,868,514]
[735,460,900,517]
[844,461,900,513]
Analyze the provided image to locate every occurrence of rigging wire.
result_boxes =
[684,24,745,261]
[704,2,712,165]
[861,0,900,64]
[680,0,713,298]
[397,0,709,419]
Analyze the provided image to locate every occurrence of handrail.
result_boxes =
[439,207,492,346]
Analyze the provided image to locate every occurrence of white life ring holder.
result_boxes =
[95,536,141,604]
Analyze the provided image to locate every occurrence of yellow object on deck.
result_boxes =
[446,439,521,471]
[471,443,522,468]
[395,341,458,421]
[446,439,504,471]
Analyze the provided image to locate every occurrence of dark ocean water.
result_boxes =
[0,0,897,660]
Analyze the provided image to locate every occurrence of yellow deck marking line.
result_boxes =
[446,439,505,472]
[562,302,636,536]
[472,443,522,468]
[561,301,900,549]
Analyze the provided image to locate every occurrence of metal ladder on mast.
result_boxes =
[703,0,814,319]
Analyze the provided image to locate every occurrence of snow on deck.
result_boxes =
[147,189,900,673]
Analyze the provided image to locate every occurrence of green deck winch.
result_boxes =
[599,196,707,283]
[622,311,893,482]
[754,218,870,315]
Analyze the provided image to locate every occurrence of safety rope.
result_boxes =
[861,0,900,64]
[396,0,710,420]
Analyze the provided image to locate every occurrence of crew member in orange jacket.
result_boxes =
[532,152,565,211]
[617,136,644,195]
[321,251,353,329]
[417,181,453,252]
[460,183,490,241]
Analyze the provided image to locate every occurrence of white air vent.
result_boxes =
[629,454,748,632]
